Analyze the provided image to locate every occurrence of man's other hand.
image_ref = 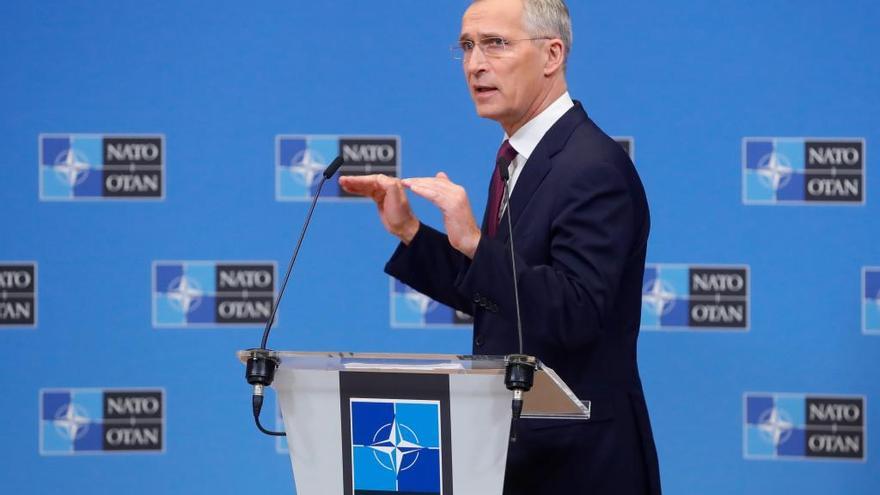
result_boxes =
[339,174,420,244]
[403,172,481,259]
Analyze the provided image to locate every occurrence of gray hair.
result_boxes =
[522,0,573,59]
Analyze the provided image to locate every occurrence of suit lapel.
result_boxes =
[493,102,589,244]
[494,145,551,244]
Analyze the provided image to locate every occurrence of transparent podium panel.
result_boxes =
[236,351,591,420]
[238,351,589,495]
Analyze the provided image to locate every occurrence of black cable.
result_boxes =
[498,160,524,354]
[250,178,327,437]
[510,391,524,442]
[252,393,285,437]
[502,180,523,354]
[498,159,535,443]
[248,155,344,437]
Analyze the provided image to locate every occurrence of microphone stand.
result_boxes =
[497,158,536,443]
[245,156,345,436]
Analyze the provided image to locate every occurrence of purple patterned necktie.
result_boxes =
[487,140,518,238]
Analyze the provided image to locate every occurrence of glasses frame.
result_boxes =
[451,36,554,61]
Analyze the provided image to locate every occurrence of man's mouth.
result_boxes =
[474,85,499,96]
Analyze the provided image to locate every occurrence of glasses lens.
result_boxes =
[482,37,504,55]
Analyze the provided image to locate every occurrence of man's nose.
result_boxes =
[463,46,489,75]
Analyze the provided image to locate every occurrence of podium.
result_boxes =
[238,351,590,495]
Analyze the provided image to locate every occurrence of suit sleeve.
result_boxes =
[384,222,476,315]
[455,160,640,348]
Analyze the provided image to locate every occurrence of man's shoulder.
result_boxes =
[546,114,648,215]
[536,103,630,168]
[567,116,630,164]
[554,118,638,182]
[528,102,646,202]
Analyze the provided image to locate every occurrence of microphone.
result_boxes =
[245,155,345,437]
[323,155,345,179]
[497,155,536,443]
[497,161,523,353]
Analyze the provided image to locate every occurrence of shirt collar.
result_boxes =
[505,92,574,159]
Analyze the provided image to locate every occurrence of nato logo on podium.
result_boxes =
[350,399,443,494]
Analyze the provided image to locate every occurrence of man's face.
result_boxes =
[460,0,548,130]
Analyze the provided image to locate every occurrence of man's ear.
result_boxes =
[544,39,565,76]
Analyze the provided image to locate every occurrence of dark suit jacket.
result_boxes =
[385,102,661,495]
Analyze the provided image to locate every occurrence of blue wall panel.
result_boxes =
[1,1,878,493]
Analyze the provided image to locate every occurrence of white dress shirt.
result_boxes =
[500,92,575,217]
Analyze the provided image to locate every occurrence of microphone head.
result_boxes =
[323,156,345,179]
[496,156,511,182]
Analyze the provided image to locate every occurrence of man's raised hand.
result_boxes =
[338,174,420,244]
[402,172,481,259]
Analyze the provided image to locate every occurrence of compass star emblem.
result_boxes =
[53,403,91,441]
[53,148,91,186]
[368,419,424,474]
[404,287,438,317]
[166,276,203,314]
[757,407,794,446]
[756,152,793,191]
[642,278,676,316]
[290,149,327,187]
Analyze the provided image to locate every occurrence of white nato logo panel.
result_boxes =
[152,261,277,328]
[39,134,165,201]
[641,264,749,331]
[389,278,472,329]
[0,262,37,328]
[40,388,165,455]
[743,392,866,461]
[276,135,400,201]
[742,137,865,205]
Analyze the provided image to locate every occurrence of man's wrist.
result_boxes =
[397,219,421,245]
[460,231,481,259]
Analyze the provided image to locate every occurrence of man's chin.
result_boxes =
[473,103,503,121]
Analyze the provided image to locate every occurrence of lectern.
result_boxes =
[238,351,590,495]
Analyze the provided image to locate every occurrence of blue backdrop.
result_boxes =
[1,0,878,493]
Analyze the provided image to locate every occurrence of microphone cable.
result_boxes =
[245,155,345,436]
[497,157,537,443]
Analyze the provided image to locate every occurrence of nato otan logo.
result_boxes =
[641,264,749,330]
[39,134,164,200]
[390,278,473,328]
[743,138,865,205]
[614,136,635,160]
[863,267,880,335]
[0,262,37,327]
[40,388,164,455]
[276,135,400,200]
[152,261,276,327]
[350,399,442,494]
[744,393,866,461]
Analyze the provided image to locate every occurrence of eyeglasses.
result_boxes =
[451,36,553,61]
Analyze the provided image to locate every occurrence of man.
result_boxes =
[339,0,661,493]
